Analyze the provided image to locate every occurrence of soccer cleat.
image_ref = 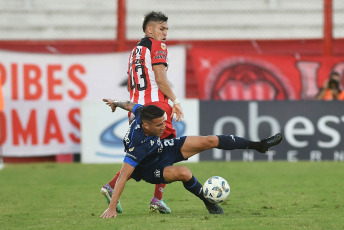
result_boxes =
[203,200,224,214]
[100,184,123,213]
[150,197,171,214]
[258,133,283,153]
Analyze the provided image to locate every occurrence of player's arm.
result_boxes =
[100,162,134,219]
[153,64,184,122]
[102,98,137,112]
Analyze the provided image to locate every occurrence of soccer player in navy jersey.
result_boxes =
[100,11,183,214]
[100,99,283,218]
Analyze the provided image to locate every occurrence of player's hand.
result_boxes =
[100,208,117,219]
[102,98,117,112]
[172,103,184,122]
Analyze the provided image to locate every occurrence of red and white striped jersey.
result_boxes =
[128,37,169,105]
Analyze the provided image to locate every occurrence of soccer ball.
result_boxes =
[203,176,230,203]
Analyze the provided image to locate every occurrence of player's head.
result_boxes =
[140,105,166,137]
[328,72,341,89]
[142,11,168,42]
[329,72,340,81]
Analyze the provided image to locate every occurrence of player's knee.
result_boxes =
[177,166,192,181]
[203,136,218,148]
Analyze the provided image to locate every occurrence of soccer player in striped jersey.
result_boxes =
[100,11,184,214]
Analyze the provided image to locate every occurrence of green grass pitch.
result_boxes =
[0,162,343,230]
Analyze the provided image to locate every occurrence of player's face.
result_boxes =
[144,115,166,137]
[149,21,168,42]
[331,74,340,82]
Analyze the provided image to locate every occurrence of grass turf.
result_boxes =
[0,162,343,230]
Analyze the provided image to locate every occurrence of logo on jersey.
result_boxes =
[129,147,135,152]
[161,43,166,50]
[126,153,137,160]
[154,169,161,178]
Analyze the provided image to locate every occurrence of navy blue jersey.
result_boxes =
[123,104,164,169]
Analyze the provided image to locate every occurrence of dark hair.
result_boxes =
[140,105,165,122]
[328,79,339,89]
[330,72,340,78]
[328,72,340,89]
[142,11,168,32]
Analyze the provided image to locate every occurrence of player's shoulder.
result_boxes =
[128,124,145,144]
[132,104,144,116]
[137,37,167,52]
[137,37,152,48]
[152,41,167,52]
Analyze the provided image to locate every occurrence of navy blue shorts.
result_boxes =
[132,136,187,184]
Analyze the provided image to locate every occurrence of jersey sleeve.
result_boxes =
[123,156,138,168]
[123,143,147,168]
[132,104,143,116]
[151,40,168,67]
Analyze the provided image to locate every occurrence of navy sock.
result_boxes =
[217,135,249,150]
[183,176,207,202]
[248,141,262,151]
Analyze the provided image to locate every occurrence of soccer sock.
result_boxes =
[248,141,262,152]
[183,176,207,202]
[154,184,166,200]
[108,171,132,189]
[217,135,249,150]
[108,171,121,189]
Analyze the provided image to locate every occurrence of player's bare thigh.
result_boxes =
[163,165,192,183]
[180,136,219,159]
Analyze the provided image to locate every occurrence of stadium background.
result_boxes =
[0,0,343,163]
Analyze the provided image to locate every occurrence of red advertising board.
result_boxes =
[191,47,344,100]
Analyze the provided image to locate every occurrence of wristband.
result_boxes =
[173,99,180,105]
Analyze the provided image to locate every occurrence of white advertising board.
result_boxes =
[0,45,186,156]
[81,99,199,163]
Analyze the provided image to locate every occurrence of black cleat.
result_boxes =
[203,200,224,214]
[258,133,283,153]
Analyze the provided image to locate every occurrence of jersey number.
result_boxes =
[130,65,147,91]
[164,139,174,146]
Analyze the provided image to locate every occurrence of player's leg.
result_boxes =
[149,136,172,214]
[153,184,166,200]
[130,106,173,213]
[181,133,283,159]
[150,184,171,214]
[163,165,223,214]
[100,171,120,204]
[100,170,127,213]
[143,140,222,214]
[148,103,175,214]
